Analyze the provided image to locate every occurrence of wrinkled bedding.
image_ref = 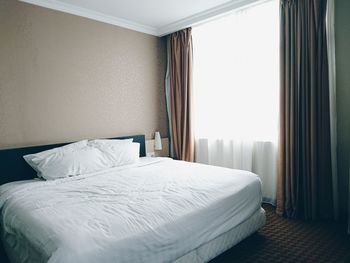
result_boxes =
[0,158,262,263]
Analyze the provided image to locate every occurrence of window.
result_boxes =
[193,0,279,142]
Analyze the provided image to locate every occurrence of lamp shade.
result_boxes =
[154,131,162,151]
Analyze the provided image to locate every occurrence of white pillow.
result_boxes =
[24,140,88,178]
[24,143,112,180]
[94,142,140,167]
[88,138,133,148]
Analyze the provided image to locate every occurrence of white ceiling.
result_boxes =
[20,0,259,36]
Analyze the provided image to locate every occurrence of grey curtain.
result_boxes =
[165,28,194,162]
[277,0,333,220]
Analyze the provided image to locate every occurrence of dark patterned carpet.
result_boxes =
[210,204,350,263]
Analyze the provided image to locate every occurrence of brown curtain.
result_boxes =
[277,0,333,220]
[167,28,194,162]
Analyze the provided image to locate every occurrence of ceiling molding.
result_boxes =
[157,0,261,36]
[19,0,262,37]
[19,0,159,36]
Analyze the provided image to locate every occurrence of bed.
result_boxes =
[0,135,265,263]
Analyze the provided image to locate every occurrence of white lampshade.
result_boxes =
[154,131,162,151]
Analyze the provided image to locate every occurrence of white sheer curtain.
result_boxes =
[193,0,279,203]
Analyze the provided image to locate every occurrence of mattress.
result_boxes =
[174,208,265,263]
[0,157,264,263]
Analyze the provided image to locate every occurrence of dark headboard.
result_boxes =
[0,135,146,185]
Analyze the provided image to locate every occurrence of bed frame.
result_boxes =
[0,135,146,186]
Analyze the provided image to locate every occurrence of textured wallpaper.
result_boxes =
[0,0,168,148]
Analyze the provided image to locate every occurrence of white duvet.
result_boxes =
[0,158,262,263]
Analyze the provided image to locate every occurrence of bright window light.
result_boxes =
[193,0,279,142]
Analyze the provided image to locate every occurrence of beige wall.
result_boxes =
[335,0,350,213]
[0,0,167,149]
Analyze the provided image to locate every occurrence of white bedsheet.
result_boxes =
[0,158,262,263]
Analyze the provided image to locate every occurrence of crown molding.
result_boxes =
[19,0,158,36]
[19,0,262,37]
[157,0,261,36]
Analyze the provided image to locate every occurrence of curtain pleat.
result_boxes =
[196,138,278,204]
[325,0,339,220]
[165,28,194,162]
[277,0,333,220]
